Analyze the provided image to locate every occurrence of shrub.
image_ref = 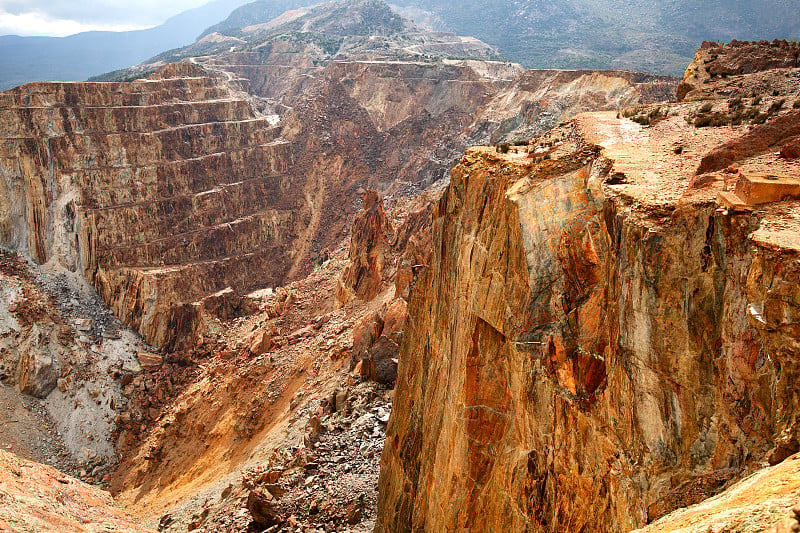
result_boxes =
[752,95,763,105]
[694,114,714,127]
[496,143,510,154]
[743,107,761,120]
[728,97,743,110]
[694,113,733,128]
[768,99,786,114]
[699,102,714,113]
[648,107,663,120]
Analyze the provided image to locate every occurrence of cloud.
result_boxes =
[0,9,151,36]
[0,1,212,35]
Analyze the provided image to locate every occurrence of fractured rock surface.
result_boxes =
[377,85,800,531]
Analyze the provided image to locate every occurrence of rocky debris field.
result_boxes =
[0,247,151,487]
[31,265,128,345]
[0,382,79,475]
[172,381,392,533]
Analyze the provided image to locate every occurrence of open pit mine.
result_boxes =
[0,0,799,530]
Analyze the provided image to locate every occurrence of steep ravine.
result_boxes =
[377,117,800,531]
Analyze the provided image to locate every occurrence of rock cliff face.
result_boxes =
[678,40,800,101]
[336,190,392,304]
[377,104,800,531]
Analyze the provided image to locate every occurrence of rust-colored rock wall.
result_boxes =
[377,132,800,530]
[337,190,392,304]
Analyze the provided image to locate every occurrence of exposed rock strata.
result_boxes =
[0,63,297,350]
[377,108,800,531]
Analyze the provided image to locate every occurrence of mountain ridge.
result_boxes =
[91,0,506,84]
[389,0,800,75]
[2,0,799,90]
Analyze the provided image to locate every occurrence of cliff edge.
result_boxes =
[377,65,800,530]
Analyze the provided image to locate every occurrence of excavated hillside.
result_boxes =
[0,4,682,529]
[95,0,505,91]
[0,62,296,352]
[377,42,800,532]
[0,10,675,355]
[18,2,800,530]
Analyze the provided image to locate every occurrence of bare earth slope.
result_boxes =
[0,449,155,533]
[636,453,800,532]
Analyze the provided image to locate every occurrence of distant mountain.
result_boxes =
[4,0,797,90]
[388,0,800,75]
[92,0,505,84]
[198,0,318,38]
[0,0,251,91]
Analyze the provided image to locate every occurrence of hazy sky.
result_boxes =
[0,0,213,36]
